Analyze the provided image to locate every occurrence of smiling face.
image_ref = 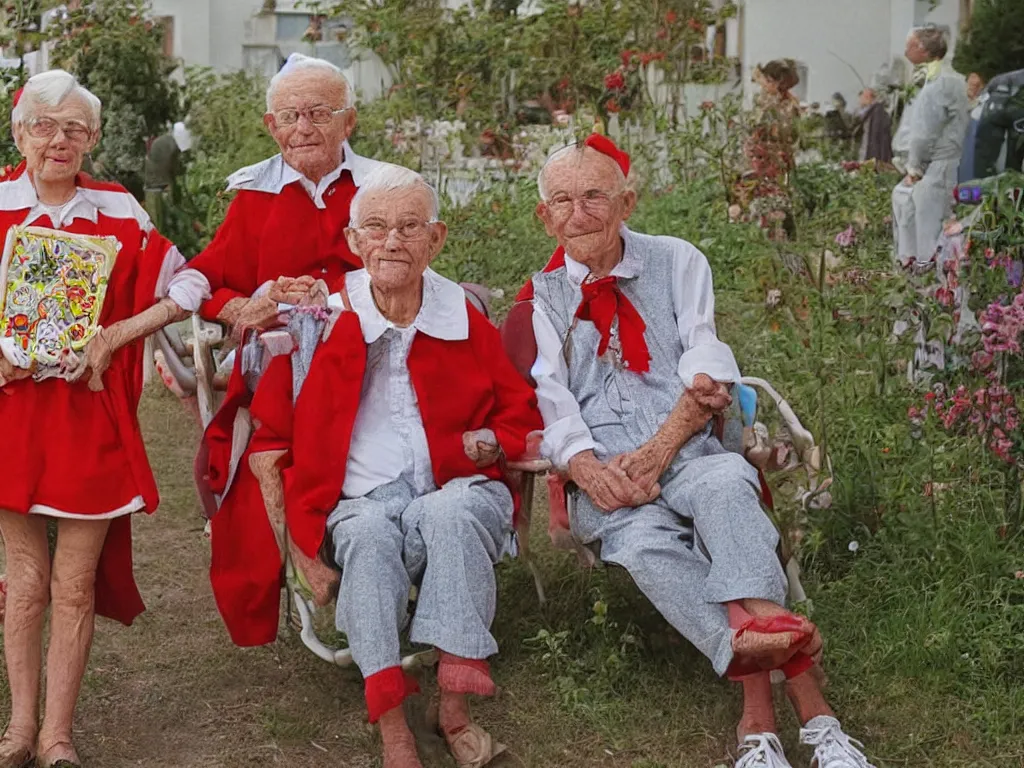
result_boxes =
[14,94,98,185]
[264,69,356,181]
[345,185,447,295]
[535,147,636,270]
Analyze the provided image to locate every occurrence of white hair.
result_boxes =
[349,164,440,226]
[265,53,355,112]
[536,142,628,201]
[11,69,102,131]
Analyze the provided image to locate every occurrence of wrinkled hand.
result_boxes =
[612,439,675,497]
[463,428,501,468]
[66,331,113,392]
[288,539,340,608]
[233,295,285,338]
[688,373,732,415]
[0,356,34,390]
[569,450,658,513]
[298,278,329,308]
[269,275,317,304]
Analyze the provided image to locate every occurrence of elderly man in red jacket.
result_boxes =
[192,53,389,566]
[211,164,542,768]
[189,51,384,327]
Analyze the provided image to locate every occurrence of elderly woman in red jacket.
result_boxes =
[210,163,542,768]
[0,70,207,768]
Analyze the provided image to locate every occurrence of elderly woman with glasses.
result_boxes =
[0,70,207,768]
[211,163,542,768]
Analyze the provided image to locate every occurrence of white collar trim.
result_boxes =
[225,140,384,208]
[329,268,469,344]
[563,224,643,285]
[0,171,152,230]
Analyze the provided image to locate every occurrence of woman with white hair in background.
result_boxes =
[0,70,207,768]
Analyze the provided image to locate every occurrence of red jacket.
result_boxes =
[208,303,543,646]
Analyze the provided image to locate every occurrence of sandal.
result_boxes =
[727,604,821,681]
[0,735,35,768]
[443,723,506,768]
[37,741,78,768]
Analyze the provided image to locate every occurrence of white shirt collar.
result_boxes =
[563,224,643,285]
[225,140,384,209]
[1,171,106,227]
[329,268,469,344]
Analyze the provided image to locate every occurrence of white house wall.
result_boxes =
[741,0,896,107]
[149,0,263,72]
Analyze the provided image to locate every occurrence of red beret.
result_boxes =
[583,133,630,178]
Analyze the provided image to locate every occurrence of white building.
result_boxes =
[11,0,969,110]
[738,0,971,107]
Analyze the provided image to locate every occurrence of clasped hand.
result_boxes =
[569,373,732,513]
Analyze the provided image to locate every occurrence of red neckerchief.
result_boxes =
[575,275,650,374]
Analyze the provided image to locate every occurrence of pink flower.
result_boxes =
[834,225,856,248]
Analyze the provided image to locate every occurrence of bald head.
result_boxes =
[537,144,627,201]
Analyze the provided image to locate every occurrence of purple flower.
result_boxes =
[1009,261,1023,288]
[834,225,856,248]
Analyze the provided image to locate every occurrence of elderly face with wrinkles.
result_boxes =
[535,147,637,271]
[263,69,357,181]
[14,94,99,185]
[345,184,448,294]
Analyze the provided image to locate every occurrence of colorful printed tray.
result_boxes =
[0,225,119,369]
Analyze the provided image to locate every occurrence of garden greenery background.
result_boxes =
[3,0,1024,765]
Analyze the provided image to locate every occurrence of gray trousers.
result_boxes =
[326,475,512,679]
[574,428,787,676]
[892,159,958,264]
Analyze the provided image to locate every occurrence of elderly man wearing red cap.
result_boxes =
[520,136,875,768]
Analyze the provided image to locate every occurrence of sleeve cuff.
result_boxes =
[677,341,741,388]
[541,415,598,470]
[166,268,212,313]
[201,287,246,321]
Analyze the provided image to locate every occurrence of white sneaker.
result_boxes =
[736,733,794,768]
[800,716,876,768]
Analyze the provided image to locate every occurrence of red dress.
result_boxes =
[206,304,544,647]
[0,163,178,625]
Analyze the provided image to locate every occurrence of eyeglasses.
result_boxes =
[355,219,435,242]
[545,189,623,215]
[26,117,93,144]
[269,105,352,126]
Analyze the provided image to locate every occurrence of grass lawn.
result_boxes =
[2,171,1023,767]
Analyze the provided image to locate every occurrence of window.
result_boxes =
[275,13,311,42]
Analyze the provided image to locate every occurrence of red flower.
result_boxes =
[620,49,635,67]
[666,10,678,24]
[657,27,668,39]
[700,100,715,111]
[604,71,625,90]
[606,99,621,113]
[688,17,704,32]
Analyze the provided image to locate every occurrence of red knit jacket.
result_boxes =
[209,302,543,646]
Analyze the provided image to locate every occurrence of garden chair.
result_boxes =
[241,287,549,670]
[499,300,833,607]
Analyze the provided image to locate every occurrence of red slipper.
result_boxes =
[726,603,819,681]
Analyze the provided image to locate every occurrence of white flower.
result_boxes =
[848,540,859,553]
